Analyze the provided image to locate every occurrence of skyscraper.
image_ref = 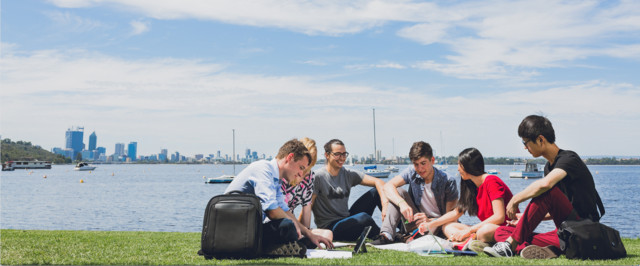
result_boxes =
[65,126,84,159]
[88,131,97,151]
[115,143,125,157]
[127,142,137,161]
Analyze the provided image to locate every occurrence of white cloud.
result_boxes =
[345,62,406,70]
[45,0,640,81]
[44,10,106,32]
[2,48,639,157]
[129,20,150,35]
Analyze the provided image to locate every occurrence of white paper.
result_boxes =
[305,249,352,259]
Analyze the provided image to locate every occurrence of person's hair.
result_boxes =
[518,115,556,144]
[409,141,433,161]
[323,139,345,154]
[300,137,317,172]
[456,147,485,216]
[276,139,311,165]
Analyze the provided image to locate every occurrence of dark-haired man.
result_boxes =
[225,139,333,255]
[372,141,458,244]
[311,139,389,241]
[484,115,604,259]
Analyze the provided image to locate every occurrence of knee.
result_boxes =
[279,218,298,241]
[476,224,499,243]
[353,212,375,224]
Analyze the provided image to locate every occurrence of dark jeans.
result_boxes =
[262,218,298,246]
[328,187,382,241]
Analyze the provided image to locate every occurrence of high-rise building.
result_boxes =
[115,143,125,157]
[65,126,84,159]
[88,131,97,151]
[127,142,137,161]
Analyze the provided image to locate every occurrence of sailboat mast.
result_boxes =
[373,108,377,163]
[232,129,236,175]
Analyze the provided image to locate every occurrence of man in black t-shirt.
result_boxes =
[484,115,604,259]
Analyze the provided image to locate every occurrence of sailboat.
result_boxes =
[206,129,236,184]
[364,108,391,178]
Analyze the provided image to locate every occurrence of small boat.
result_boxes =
[487,169,500,175]
[2,160,52,171]
[206,175,234,183]
[74,162,96,171]
[384,166,399,172]
[509,162,543,178]
[364,165,391,178]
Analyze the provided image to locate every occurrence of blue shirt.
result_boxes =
[400,165,458,216]
[224,159,290,220]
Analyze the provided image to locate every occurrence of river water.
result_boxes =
[1,164,638,238]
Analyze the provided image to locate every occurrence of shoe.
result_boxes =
[484,241,515,257]
[468,240,489,253]
[370,233,394,245]
[520,245,560,259]
[263,241,307,258]
[455,237,474,250]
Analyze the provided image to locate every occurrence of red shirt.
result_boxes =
[476,175,514,225]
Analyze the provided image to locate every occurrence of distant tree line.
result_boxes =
[1,138,71,164]
[584,157,640,165]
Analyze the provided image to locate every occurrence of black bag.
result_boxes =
[199,191,263,259]
[557,219,626,260]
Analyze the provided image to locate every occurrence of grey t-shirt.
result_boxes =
[312,167,364,229]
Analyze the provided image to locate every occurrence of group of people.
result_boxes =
[223,114,604,259]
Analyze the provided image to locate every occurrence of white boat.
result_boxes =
[207,129,236,184]
[206,175,234,183]
[2,160,51,171]
[364,165,391,178]
[384,166,399,172]
[487,169,500,175]
[509,162,543,178]
[74,162,96,171]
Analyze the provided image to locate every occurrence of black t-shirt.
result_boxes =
[545,149,603,221]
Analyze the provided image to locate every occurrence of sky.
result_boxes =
[1,0,639,159]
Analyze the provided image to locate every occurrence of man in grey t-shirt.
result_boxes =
[312,139,389,241]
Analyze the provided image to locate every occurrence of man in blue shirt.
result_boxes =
[225,139,333,252]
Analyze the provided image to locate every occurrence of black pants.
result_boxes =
[328,187,382,241]
[262,218,297,246]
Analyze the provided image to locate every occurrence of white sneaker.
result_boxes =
[483,241,514,257]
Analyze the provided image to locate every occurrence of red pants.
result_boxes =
[494,186,574,253]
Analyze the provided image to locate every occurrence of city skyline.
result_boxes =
[1,1,639,158]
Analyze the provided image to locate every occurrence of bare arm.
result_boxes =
[507,168,566,219]
[298,204,312,229]
[361,174,389,221]
[384,175,415,221]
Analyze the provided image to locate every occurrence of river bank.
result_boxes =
[1,229,638,265]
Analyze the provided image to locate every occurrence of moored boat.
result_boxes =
[384,166,399,172]
[206,175,234,183]
[364,165,391,178]
[2,160,52,171]
[509,162,543,178]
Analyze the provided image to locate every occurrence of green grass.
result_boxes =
[1,229,639,265]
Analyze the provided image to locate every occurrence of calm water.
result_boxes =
[1,164,638,238]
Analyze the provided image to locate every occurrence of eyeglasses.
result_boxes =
[522,139,533,146]
[331,152,349,158]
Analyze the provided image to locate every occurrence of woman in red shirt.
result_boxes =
[418,148,515,248]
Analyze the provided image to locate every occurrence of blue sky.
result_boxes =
[1,0,639,159]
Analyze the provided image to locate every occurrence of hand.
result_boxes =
[292,220,303,239]
[399,201,413,222]
[413,212,427,225]
[506,200,519,220]
[418,221,438,235]
[507,213,522,227]
[309,234,334,250]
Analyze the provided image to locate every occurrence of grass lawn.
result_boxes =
[1,229,639,265]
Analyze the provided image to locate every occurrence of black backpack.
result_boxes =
[199,191,263,259]
[557,218,626,260]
